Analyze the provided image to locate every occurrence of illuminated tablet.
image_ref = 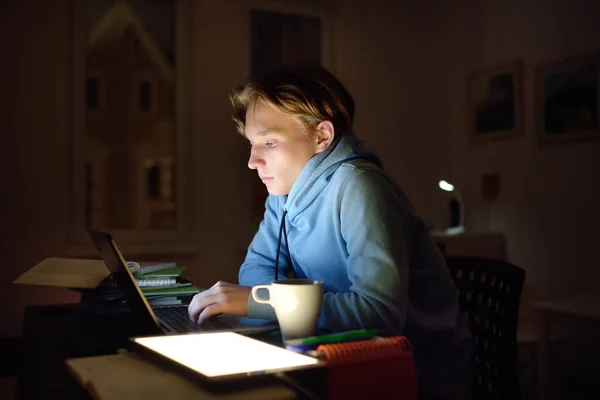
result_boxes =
[132,332,321,379]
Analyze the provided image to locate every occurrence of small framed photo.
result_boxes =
[536,51,600,146]
[467,59,523,143]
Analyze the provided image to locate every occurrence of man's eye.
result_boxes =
[265,141,276,147]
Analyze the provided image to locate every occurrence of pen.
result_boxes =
[285,329,382,353]
[298,329,381,345]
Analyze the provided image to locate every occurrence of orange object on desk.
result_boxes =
[317,336,418,399]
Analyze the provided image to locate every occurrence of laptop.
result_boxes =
[88,229,278,336]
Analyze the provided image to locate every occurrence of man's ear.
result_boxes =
[315,120,335,153]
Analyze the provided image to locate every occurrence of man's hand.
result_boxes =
[188,281,251,324]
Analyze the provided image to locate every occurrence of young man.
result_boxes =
[188,67,472,399]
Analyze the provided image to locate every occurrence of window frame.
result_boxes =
[68,0,196,257]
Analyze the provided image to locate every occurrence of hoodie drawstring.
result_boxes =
[275,209,295,281]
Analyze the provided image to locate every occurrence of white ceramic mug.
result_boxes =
[251,279,324,340]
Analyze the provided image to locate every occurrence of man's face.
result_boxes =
[245,100,319,196]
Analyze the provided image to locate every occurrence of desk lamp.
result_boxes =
[438,180,465,235]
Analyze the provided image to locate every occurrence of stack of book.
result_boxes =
[13,257,203,312]
[127,262,201,306]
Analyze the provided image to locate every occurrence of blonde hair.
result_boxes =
[231,67,355,137]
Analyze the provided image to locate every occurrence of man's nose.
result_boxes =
[248,147,264,170]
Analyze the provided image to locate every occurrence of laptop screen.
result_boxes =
[88,229,160,331]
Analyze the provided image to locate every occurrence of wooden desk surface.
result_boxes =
[533,295,600,321]
[533,294,600,400]
[66,352,298,400]
[431,231,506,261]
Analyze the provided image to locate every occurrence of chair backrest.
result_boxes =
[445,256,526,400]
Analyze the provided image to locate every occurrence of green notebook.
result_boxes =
[142,285,200,296]
[143,267,185,278]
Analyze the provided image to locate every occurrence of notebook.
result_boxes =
[315,336,418,399]
[87,229,278,335]
[126,261,178,276]
[137,278,178,288]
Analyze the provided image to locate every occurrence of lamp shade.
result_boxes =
[437,179,464,234]
[438,180,455,192]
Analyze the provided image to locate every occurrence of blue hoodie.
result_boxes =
[239,133,472,395]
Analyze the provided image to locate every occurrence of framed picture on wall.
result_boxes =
[467,59,523,143]
[536,51,600,146]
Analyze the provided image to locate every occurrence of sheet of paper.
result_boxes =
[13,257,110,289]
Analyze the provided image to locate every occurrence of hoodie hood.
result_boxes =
[283,132,382,219]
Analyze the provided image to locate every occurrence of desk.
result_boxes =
[432,232,506,261]
[66,352,298,399]
[533,295,600,400]
[17,303,318,400]
[17,303,146,399]
[19,303,416,400]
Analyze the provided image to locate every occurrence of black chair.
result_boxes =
[445,256,526,400]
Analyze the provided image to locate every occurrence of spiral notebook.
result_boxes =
[137,278,177,287]
[316,336,419,400]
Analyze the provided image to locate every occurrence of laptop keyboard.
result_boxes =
[154,306,232,332]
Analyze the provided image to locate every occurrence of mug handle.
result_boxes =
[251,285,272,305]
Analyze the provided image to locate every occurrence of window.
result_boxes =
[147,163,160,199]
[139,80,152,112]
[84,162,93,226]
[86,77,100,110]
[133,76,158,115]
[70,0,194,255]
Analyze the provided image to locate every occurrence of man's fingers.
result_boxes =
[188,291,227,322]
[191,282,235,316]
[188,293,201,321]
[188,291,216,321]
[187,282,251,323]
[197,302,224,324]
